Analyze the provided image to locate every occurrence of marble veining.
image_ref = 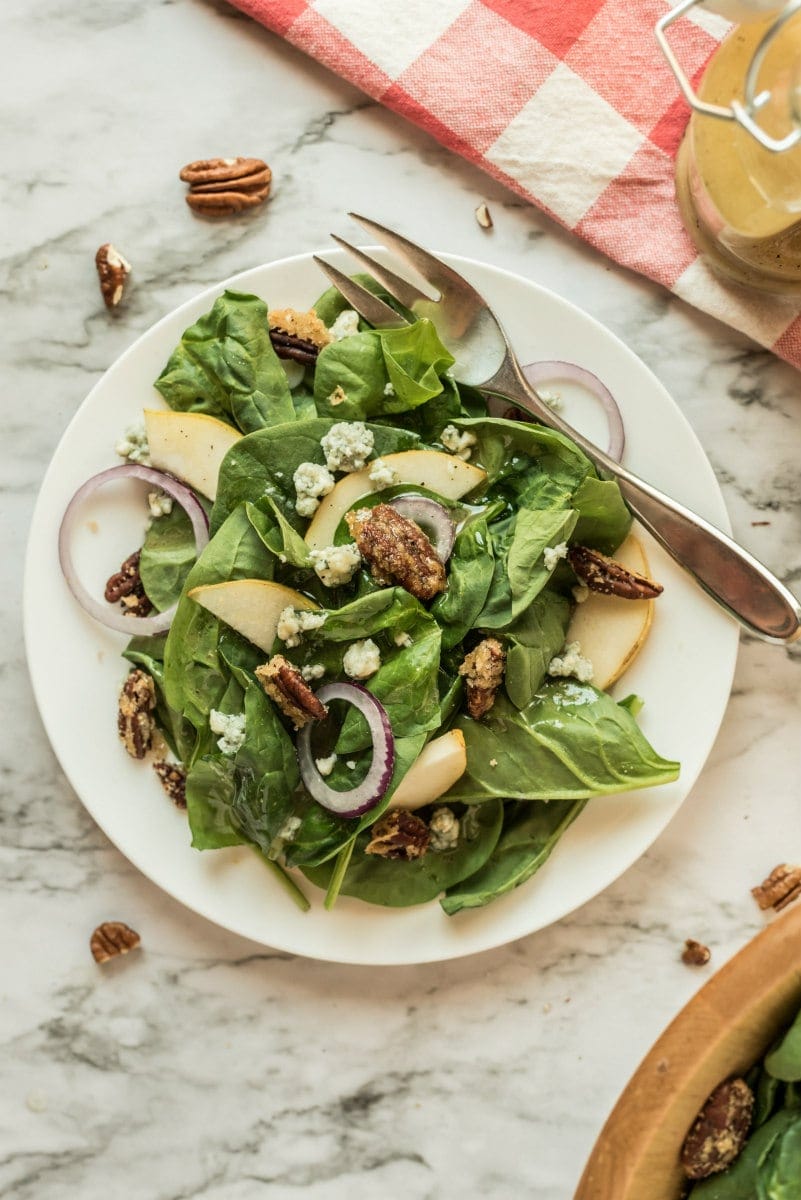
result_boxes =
[3,0,801,1197]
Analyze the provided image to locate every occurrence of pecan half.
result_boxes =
[153,761,187,808]
[268,307,331,364]
[752,863,801,912]
[681,939,711,966]
[458,637,506,719]
[95,243,131,309]
[365,810,430,861]
[567,545,663,599]
[681,1078,754,1180]
[118,669,157,760]
[255,655,328,730]
[90,921,141,964]
[104,550,152,617]
[345,505,447,601]
[180,156,271,217]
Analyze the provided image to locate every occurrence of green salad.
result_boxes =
[683,1000,801,1196]
[68,279,680,914]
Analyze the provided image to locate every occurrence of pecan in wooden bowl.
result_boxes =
[574,902,801,1200]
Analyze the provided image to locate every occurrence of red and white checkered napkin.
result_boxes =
[232,0,801,370]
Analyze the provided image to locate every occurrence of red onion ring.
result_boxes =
[489,361,625,463]
[386,494,456,563]
[58,463,209,636]
[297,682,394,818]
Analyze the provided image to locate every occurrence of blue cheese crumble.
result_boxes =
[321,422,374,473]
[543,542,568,572]
[276,607,327,648]
[328,309,360,340]
[393,631,413,649]
[368,457,399,489]
[147,490,173,519]
[429,806,460,852]
[115,418,150,465]
[309,543,361,587]
[301,663,325,682]
[293,461,335,518]
[547,641,594,683]
[343,638,381,680]
[440,424,477,461]
[315,753,337,777]
[209,710,246,756]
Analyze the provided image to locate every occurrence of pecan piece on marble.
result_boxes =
[153,761,187,809]
[365,810,430,861]
[752,863,801,912]
[458,637,506,719]
[118,669,157,760]
[345,505,447,601]
[95,243,131,309]
[90,921,141,964]
[180,156,271,217]
[681,1078,754,1180]
[681,939,711,966]
[567,545,663,600]
[268,307,331,364]
[104,550,152,618]
[255,655,328,730]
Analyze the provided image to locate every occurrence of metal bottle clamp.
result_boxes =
[656,0,801,151]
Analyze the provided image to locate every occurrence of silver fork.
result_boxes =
[314,213,801,645]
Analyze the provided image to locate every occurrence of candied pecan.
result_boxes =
[681,939,711,966]
[458,637,506,719]
[681,1078,754,1180]
[180,157,271,217]
[268,307,330,363]
[95,243,131,308]
[752,863,801,912]
[255,655,328,730]
[567,545,663,599]
[118,669,157,760]
[104,550,152,618]
[365,810,430,861]
[345,505,447,601]
[90,921,141,964]
[153,761,187,809]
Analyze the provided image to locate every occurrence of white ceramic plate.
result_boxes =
[24,250,738,965]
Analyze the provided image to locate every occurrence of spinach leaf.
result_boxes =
[767,1009,801,1082]
[210,417,419,535]
[504,591,572,709]
[571,474,632,554]
[757,1111,801,1197]
[162,503,274,734]
[430,516,494,649]
[441,798,585,914]
[313,319,454,420]
[139,504,199,612]
[154,290,295,433]
[446,682,680,803]
[507,507,578,619]
[313,333,388,419]
[185,757,243,849]
[301,799,503,907]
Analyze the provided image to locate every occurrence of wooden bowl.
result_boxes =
[575,904,801,1200]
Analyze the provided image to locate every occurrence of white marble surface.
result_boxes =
[3,1,801,1197]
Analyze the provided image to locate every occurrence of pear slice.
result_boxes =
[144,409,242,501]
[390,730,467,811]
[305,450,486,550]
[566,533,656,691]
[188,579,319,654]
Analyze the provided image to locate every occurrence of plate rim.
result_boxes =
[23,248,739,965]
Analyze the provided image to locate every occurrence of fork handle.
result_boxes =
[488,367,801,644]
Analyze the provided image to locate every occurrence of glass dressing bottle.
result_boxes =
[657,0,801,292]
